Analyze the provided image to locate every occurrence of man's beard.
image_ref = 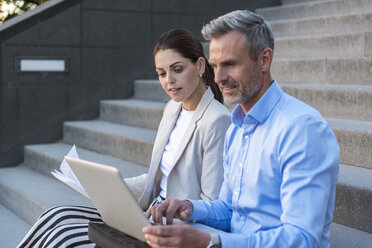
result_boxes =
[221,79,262,105]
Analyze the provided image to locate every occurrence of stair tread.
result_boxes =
[327,118,372,132]
[25,142,148,177]
[330,222,372,248]
[0,165,93,216]
[257,0,372,21]
[270,9,372,24]
[0,204,31,247]
[339,164,372,190]
[101,98,166,110]
[64,120,157,143]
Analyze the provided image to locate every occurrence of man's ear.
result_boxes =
[259,48,273,73]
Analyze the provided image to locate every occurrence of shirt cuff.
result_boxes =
[188,199,209,222]
[219,232,248,248]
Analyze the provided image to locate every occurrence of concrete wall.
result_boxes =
[0,0,280,167]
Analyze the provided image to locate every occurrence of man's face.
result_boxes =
[209,31,263,109]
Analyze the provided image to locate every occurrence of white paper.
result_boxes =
[51,145,89,198]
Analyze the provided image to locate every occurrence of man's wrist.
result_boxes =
[206,233,221,248]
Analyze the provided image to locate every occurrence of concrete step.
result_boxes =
[281,83,372,122]
[0,165,93,225]
[282,0,334,5]
[271,57,372,85]
[24,142,148,178]
[63,120,157,167]
[134,79,170,102]
[330,222,372,248]
[328,118,372,170]
[334,164,372,233]
[270,11,372,38]
[100,99,165,130]
[0,204,31,248]
[274,31,372,59]
[257,0,372,21]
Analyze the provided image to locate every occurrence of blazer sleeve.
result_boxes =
[199,113,231,201]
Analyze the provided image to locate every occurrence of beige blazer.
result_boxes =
[138,88,231,210]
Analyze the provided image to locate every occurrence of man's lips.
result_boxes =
[220,85,237,94]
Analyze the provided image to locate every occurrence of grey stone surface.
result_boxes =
[82,10,152,48]
[366,32,372,56]
[257,0,372,21]
[282,0,331,5]
[328,118,372,170]
[0,165,92,225]
[100,99,165,130]
[281,83,372,122]
[334,165,372,233]
[134,80,170,102]
[330,222,372,248]
[82,0,152,11]
[63,120,156,166]
[270,11,372,38]
[274,32,366,59]
[0,204,31,248]
[272,57,372,84]
[24,142,148,178]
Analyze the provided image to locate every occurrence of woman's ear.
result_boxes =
[197,57,206,76]
[259,48,273,73]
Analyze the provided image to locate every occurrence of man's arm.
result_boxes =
[210,116,339,248]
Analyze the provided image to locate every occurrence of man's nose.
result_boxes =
[214,67,228,85]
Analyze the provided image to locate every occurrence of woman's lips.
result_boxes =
[169,87,182,94]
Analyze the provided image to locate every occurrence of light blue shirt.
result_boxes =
[190,81,339,248]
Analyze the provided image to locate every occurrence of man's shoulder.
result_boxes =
[275,93,326,125]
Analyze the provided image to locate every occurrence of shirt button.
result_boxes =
[240,216,245,221]
[234,191,238,196]
[245,135,249,140]
[239,162,242,167]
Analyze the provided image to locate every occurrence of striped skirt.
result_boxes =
[18,196,164,247]
[17,205,102,248]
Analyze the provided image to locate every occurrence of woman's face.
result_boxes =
[154,49,205,110]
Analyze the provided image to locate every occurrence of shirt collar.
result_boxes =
[231,81,283,127]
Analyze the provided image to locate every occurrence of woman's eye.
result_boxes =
[158,72,165,77]
[174,67,183,73]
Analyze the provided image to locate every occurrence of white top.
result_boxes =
[159,107,195,198]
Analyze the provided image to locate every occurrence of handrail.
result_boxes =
[0,0,83,42]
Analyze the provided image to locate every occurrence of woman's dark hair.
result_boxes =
[153,29,223,104]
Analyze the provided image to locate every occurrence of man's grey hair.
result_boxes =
[202,10,274,61]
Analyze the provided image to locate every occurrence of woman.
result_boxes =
[18,29,231,248]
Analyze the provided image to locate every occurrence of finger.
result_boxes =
[165,201,179,225]
[145,233,179,247]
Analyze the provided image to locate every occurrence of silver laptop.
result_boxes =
[65,156,224,243]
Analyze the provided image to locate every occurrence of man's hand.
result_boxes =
[143,222,210,248]
[145,199,194,225]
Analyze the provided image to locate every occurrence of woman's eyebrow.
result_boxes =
[169,61,182,68]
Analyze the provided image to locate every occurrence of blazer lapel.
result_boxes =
[168,88,214,173]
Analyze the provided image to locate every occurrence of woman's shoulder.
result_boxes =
[204,99,231,118]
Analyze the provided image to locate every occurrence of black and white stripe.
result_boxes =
[18,205,102,248]
[19,197,164,247]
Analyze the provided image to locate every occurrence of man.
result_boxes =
[143,10,339,248]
